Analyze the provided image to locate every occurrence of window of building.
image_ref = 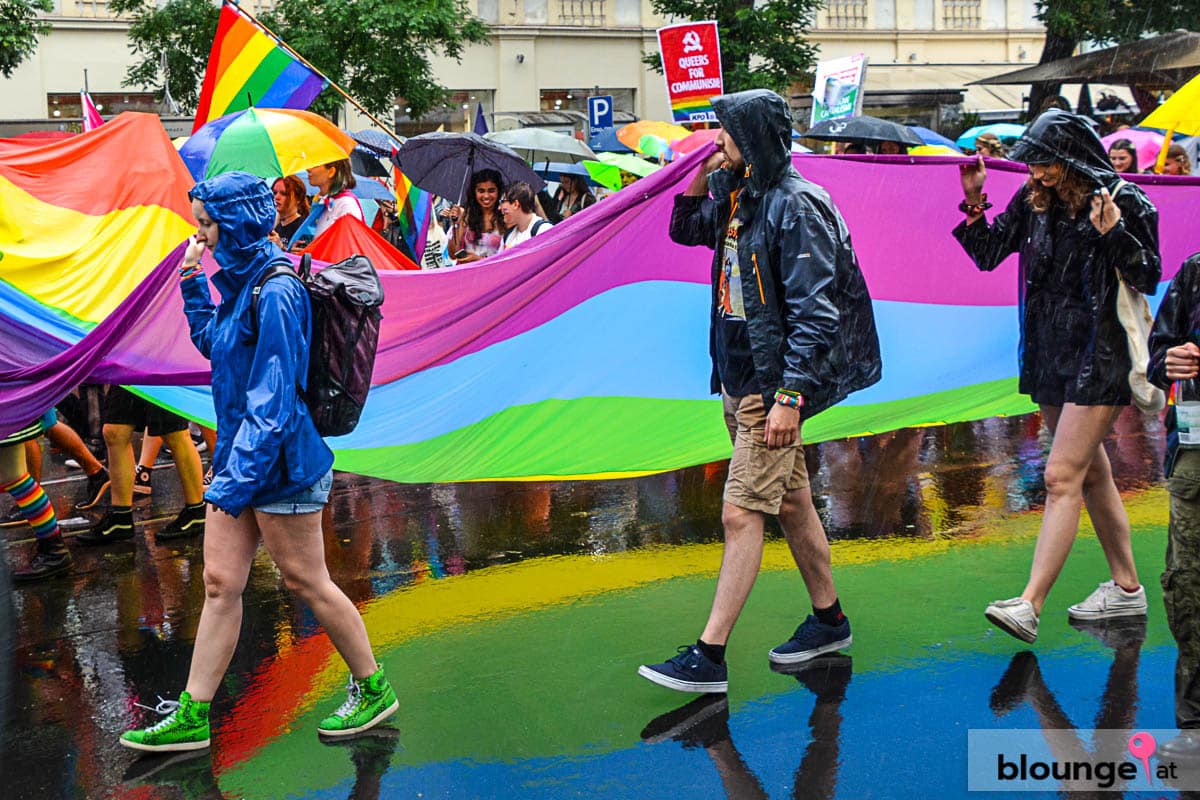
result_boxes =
[875,0,896,29]
[477,0,499,22]
[46,92,158,119]
[818,0,867,29]
[559,0,607,26]
[912,0,934,29]
[525,0,548,24]
[393,90,495,137]
[612,0,639,26]
[942,0,981,29]
[539,88,635,115]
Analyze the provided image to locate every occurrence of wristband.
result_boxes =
[958,194,992,216]
[774,390,803,409]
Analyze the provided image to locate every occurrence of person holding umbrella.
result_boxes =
[446,169,507,263]
[955,110,1160,644]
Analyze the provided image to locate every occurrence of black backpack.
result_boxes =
[251,253,384,437]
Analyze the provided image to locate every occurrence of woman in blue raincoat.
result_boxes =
[120,171,396,754]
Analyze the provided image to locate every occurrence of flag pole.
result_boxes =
[228,0,400,141]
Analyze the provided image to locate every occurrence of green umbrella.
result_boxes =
[596,152,661,177]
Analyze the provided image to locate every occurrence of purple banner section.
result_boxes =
[0,242,210,436]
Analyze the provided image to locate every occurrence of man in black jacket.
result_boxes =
[637,89,882,694]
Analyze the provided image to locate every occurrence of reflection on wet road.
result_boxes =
[0,410,1182,798]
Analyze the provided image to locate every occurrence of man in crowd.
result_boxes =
[638,88,882,693]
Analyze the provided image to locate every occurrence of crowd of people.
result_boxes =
[4,87,1200,765]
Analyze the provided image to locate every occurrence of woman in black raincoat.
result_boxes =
[954,110,1161,644]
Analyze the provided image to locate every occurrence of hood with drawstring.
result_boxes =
[188,171,285,283]
[711,89,794,197]
[1009,110,1116,186]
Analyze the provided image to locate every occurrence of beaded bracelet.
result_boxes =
[958,194,993,216]
[179,262,203,281]
[774,390,803,409]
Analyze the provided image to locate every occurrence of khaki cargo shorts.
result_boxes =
[722,390,809,514]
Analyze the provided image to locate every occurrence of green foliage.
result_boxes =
[1034,0,1200,43]
[641,0,820,95]
[0,0,52,78]
[111,0,491,119]
[109,0,218,112]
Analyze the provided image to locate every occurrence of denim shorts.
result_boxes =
[254,469,333,515]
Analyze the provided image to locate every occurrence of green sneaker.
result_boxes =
[119,691,211,752]
[318,665,398,737]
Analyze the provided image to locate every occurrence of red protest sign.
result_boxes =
[656,21,723,124]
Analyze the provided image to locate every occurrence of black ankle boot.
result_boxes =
[13,536,73,582]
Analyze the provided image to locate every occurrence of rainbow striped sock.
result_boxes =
[1,473,60,542]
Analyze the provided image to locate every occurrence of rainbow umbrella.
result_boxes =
[617,121,690,152]
[637,134,672,159]
[180,107,356,182]
[672,128,720,155]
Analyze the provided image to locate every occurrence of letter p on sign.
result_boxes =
[589,95,613,131]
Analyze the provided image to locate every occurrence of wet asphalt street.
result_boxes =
[0,409,1189,799]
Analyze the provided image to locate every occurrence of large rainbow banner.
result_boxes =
[3,113,1200,484]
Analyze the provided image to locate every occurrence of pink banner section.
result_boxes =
[796,154,1200,306]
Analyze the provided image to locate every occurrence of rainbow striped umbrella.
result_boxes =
[180,107,356,182]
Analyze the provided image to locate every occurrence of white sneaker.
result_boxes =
[1067,580,1147,620]
[64,458,81,469]
[985,598,1039,643]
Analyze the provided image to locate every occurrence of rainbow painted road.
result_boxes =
[0,413,1182,799]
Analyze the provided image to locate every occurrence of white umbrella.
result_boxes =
[486,128,598,165]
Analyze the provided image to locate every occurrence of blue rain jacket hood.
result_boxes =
[181,171,334,517]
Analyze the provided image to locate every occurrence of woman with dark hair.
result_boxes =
[290,158,362,250]
[955,110,1161,644]
[1107,138,1139,174]
[554,173,596,219]
[271,175,311,248]
[119,171,395,753]
[447,168,505,263]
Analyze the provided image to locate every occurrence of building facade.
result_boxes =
[2,0,1054,134]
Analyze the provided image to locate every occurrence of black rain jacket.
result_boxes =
[1148,253,1200,477]
[954,110,1161,406]
[669,89,882,418]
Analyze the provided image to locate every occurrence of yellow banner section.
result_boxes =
[0,174,193,324]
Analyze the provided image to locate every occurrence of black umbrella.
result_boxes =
[352,129,403,157]
[351,146,391,178]
[394,131,544,203]
[803,115,924,147]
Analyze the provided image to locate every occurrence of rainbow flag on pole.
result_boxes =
[393,166,433,261]
[192,1,327,132]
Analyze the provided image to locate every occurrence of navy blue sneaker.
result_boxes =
[769,615,852,665]
[638,645,728,694]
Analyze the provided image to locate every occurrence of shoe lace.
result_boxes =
[333,678,362,717]
[134,696,182,732]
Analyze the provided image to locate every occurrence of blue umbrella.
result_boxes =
[956,123,1027,150]
[589,126,634,154]
[910,126,962,152]
[533,161,605,188]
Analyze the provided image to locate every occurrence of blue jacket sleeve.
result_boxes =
[205,279,310,517]
[180,274,218,359]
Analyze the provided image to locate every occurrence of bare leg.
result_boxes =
[103,424,136,505]
[778,487,837,609]
[138,431,162,471]
[161,429,204,506]
[700,503,766,646]
[44,421,103,475]
[199,426,216,455]
[23,440,41,484]
[185,507,260,702]
[1023,404,1130,613]
[1079,446,1140,590]
[0,444,27,484]
[259,508,378,679]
